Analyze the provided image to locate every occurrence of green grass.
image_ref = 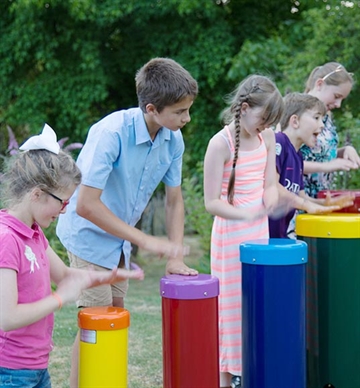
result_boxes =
[126,261,164,388]
[49,304,78,388]
[49,236,204,387]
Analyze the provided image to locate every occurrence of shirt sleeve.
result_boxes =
[0,232,22,271]
[77,122,122,190]
[300,157,305,191]
[275,133,286,176]
[162,131,185,187]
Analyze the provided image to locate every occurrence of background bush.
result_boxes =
[1,0,359,269]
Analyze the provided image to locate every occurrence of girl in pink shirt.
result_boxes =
[0,124,143,387]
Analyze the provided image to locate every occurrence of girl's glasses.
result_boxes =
[43,190,70,211]
[322,65,343,81]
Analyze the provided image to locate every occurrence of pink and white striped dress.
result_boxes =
[211,126,269,376]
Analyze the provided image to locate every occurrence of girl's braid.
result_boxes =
[227,101,242,204]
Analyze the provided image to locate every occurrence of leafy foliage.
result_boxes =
[0,0,318,171]
[1,0,360,270]
[334,110,360,189]
[225,0,360,190]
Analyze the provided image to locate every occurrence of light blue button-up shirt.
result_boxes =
[56,108,184,268]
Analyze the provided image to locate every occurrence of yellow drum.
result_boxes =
[296,213,360,238]
[78,307,130,388]
[296,213,360,388]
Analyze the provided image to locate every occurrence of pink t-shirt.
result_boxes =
[0,210,53,369]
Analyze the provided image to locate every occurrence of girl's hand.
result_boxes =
[86,266,145,288]
[263,185,279,215]
[303,200,340,214]
[343,145,360,168]
[55,267,144,305]
[267,201,293,220]
[328,158,358,172]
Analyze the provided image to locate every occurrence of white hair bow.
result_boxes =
[19,123,60,154]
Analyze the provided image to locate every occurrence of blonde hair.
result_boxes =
[222,75,284,204]
[1,149,81,208]
[280,92,327,129]
[305,62,354,93]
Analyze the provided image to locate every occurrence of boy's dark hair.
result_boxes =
[135,57,198,113]
[280,92,327,130]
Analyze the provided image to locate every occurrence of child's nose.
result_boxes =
[335,99,342,109]
[182,111,191,123]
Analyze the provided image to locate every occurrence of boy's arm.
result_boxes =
[262,128,279,212]
[303,159,358,174]
[164,185,198,275]
[76,184,187,260]
[301,189,355,209]
[273,186,341,216]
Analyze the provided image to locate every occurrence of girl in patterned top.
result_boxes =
[300,62,360,198]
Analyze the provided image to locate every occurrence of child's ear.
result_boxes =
[315,78,325,91]
[145,103,157,115]
[290,114,300,128]
[240,102,249,115]
[30,187,43,201]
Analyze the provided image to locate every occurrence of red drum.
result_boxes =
[160,274,220,388]
[317,189,360,213]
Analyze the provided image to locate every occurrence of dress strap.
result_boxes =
[225,125,235,152]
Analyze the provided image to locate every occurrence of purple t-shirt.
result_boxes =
[269,132,304,238]
[0,210,53,369]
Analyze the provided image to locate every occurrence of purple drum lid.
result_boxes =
[160,273,219,300]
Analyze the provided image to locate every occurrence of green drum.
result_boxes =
[296,213,360,388]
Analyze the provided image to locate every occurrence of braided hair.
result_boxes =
[221,75,284,204]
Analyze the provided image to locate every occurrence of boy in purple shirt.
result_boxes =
[269,92,353,238]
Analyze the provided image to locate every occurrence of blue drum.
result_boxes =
[240,238,307,388]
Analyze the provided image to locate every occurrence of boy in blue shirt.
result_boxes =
[269,92,353,238]
[56,57,198,386]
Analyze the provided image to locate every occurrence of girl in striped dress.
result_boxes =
[203,75,284,388]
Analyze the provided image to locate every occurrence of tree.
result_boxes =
[0,0,315,171]
[226,0,360,187]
